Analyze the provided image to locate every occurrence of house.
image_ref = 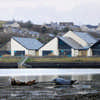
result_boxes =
[43,22,59,30]
[39,31,99,57]
[63,31,98,57]
[68,25,80,31]
[80,25,97,32]
[3,21,20,33]
[11,37,43,56]
[59,22,74,26]
[48,33,55,37]
[29,31,40,38]
[58,22,74,30]
[3,21,20,28]
[80,25,89,31]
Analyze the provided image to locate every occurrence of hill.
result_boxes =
[0,20,7,28]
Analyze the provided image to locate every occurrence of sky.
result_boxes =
[0,0,100,25]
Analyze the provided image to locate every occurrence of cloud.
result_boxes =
[0,0,38,8]
[0,0,100,24]
[0,0,94,11]
[0,0,98,12]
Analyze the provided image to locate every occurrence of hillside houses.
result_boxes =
[80,24,100,33]
[43,22,75,31]
[3,21,20,33]
[3,21,20,28]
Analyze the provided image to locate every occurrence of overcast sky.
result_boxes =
[0,0,100,25]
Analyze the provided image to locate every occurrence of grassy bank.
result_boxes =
[1,56,100,63]
[0,57,22,63]
[26,57,100,63]
[0,20,7,28]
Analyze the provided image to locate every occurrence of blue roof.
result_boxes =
[12,37,43,50]
[74,32,98,46]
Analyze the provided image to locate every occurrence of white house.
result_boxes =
[3,21,20,28]
[11,37,43,56]
[39,31,99,57]
[43,22,60,30]
[39,37,59,56]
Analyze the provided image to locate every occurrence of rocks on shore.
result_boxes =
[11,78,36,86]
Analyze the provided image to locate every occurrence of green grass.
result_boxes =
[1,56,100,63]
[26,57,100,63]
[0,57,22,63]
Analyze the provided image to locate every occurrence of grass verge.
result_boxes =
[26,57,100,63]
[0,57,22,63]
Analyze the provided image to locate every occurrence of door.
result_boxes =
[79,50,87,56]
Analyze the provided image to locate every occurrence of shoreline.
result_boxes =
[26,62,100,68]
[0,62,100,68]
[0,63,18,68]
[0,56,100,68]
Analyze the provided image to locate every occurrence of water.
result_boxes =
[0,69,100,76]
[0,69,100,100]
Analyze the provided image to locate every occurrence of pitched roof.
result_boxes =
[5,21,15,24]
[86,25,97,29]
[73,31,98,46]
[58,36,85,49]
[12,37,43,50]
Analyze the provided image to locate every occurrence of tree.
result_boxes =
[62,27,69,32]
[18,20,33,29]
[41,26,47,33]
[53,30,59,35]
[25,21,33,29]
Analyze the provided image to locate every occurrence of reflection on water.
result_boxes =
[0,68,100,100]
[12,74,100,82]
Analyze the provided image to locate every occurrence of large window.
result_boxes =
[43,50,53,56]
[59,49,71,56]
[0,51,11,57]
[58,39,71,56]
[92,42,100,56]
[14,51,25,56]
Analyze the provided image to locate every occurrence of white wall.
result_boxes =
[11,22,20,28]
[11,39,36,56]
[63,31,88,47]
[3,22,20,28]
[39,37,59,56]
[28,50,36,56]
[87,48,92,56]
[11,38,29,56]
[72,49,79,57]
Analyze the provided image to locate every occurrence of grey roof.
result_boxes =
[6,21,15,24]
[58,36,85,49]
[74,31,98,46]
[86,25,97,29]
[12,37,43,50]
